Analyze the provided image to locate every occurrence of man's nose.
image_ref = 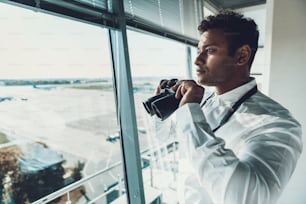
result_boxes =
[194,52,206,66]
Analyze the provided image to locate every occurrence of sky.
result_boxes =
[0,2,190,79]
[0,2,266,80]
[0,2,111,79]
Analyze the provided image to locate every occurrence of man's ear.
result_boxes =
[235,45,251,66]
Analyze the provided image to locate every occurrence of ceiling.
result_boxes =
[205,0,266,10]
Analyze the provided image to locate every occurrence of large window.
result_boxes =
[127,29,190,204]
[0,0,205,203]
[0,3,125,204]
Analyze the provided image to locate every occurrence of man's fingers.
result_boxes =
[160,78,177,89]
[172,80,205,107]
[167,78,178,88]
[175,85,183,99]
[159,79,168,89]
[155,79,168,94]
[156,78,180,94]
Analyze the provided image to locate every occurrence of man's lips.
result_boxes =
[196,67,207,73]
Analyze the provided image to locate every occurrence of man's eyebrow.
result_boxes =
[198,42,218,49]
[203,42,219,47]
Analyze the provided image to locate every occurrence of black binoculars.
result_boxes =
[143,82,181,120]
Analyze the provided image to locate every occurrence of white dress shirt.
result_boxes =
[165,79,303,204]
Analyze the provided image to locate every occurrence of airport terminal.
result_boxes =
[0,0,305,203]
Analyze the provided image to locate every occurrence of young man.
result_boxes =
[155,10,302,204]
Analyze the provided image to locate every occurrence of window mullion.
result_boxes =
[109,0,145,204]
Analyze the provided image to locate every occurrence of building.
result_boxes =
[0,0,305,203]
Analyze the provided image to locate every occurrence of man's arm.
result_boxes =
[176,103,303,204]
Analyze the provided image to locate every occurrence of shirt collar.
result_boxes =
[215,77,257,104]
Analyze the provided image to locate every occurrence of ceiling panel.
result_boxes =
[205,0,266,10]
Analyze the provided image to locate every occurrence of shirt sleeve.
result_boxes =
[175,103,303,204]
[151,114,177,144]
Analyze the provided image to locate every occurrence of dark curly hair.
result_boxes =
[198,10,259,67]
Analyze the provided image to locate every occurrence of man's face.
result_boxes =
[195,29,237,87]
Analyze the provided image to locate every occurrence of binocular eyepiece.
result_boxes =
[143,79,181,121]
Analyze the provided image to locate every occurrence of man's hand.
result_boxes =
[172,80,204,107]
[155,78,178,95]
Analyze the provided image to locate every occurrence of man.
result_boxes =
[154,10,302,204]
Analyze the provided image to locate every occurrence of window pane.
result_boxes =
[127,29,188,204]
[0,3,125,204]
[124,0,202,41]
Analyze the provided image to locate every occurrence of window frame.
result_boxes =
[1,0,199,203]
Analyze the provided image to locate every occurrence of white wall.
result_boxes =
[264,0,306,203]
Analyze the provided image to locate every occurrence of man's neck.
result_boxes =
[215,77,253,95]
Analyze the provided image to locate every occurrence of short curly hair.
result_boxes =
[198,10,259,67]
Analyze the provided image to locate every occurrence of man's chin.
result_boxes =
[196,77,207,85]
[197,78,215,87]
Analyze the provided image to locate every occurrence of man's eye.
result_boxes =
[206,47,216,54]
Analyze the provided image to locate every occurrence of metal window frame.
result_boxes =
[0,1,197,203]
[0,0,119,29]
[108,0,145,203]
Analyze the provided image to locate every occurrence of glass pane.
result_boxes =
[0,3,125,204]
[76,0,108,10]
[124,0,201,40]
[127,29,189,204]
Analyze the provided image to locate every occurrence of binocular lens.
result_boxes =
[143,89,180,121]
[142,91,170,115]
[151,94,180,120]
[143,101,154,115]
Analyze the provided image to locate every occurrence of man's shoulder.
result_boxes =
[246,91,297,122]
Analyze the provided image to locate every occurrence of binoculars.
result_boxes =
[143,81,181,120]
